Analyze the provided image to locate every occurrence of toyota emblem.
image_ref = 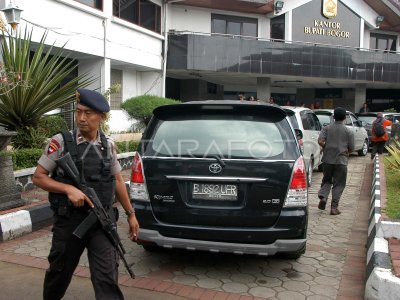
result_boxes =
[209,163,222,174]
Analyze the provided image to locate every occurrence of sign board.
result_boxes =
[292,0,360,48]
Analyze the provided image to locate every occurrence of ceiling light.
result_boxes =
[1,1,23,30]
[376,16,384,27]
[275,1,284,14]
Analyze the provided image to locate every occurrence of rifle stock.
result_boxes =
[55,153,80,187]
[55,152,135,278]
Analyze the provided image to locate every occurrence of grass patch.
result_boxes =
[383,159,400,220]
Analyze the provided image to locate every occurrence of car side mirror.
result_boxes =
[295,129,303,140]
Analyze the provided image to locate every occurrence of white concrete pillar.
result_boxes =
[355,84,367,112]
[78,57,110,94]
[257,77,271,102]
[102,58,111,94]
[359,18,365,48]
[285,10,292,42]
[102,0,111,94]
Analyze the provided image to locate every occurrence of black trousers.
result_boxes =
[317,163,347,209]
[43,209,124,300]
[371,141,386,158]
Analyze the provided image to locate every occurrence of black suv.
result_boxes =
[129,101,308,257]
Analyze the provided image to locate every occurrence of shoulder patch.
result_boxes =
[47,139,61,155]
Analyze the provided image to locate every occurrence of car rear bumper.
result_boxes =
[138,228,306,256]
[132,200,308,242]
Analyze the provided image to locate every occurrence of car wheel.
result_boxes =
[358,139,368,156]
[142,244,162,252]
[280,244,306,259]
[307,159,313,186]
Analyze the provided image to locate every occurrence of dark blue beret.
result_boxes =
[76,88,110,113]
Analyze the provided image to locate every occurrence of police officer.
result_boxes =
[33,88,139,300]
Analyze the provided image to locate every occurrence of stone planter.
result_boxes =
[365,156,400,299]
[0,128,25,210]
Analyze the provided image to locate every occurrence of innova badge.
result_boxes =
[209,163,222,174]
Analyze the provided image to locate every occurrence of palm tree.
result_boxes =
[0,28,93,148]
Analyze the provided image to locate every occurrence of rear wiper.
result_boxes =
[211,155,226,167]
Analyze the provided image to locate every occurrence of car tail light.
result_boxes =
[129,152,149,201]
[284,157,308,207]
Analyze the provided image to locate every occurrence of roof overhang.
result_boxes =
[165,0,274,14]
[167,0,400,32]
[364,0,400,32]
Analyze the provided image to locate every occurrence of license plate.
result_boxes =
[192,183,238,200]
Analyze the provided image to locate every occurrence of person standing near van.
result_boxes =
[317,107,354,216]
[33,88,139,300]
[371,112,392,160]
[359,102,370,113]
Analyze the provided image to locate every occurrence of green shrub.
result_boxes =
[39,115,69,137]
[115,140,139,153]
[9,148,42,170]
[11,115,68,150]
[384,159,400,220]
[12,127,48,149]
[2,140,137,170]
[385,140,400,170]
[0,150,12,157]
[121,95,180,130]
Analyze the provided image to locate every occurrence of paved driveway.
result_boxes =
[0,155,371,300]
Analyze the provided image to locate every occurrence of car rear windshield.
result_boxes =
[145,113,299,159]
[316,114,331,126]
[357,116,375,125]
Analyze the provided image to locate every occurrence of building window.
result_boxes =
[270,14,285,41]
[74,0,103,10]
[211,14,258,37]
[110,69,123,110]
[113,0,161,34]
[370,33,397,52]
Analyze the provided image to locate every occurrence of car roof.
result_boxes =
[314,109,354,115]
[313,109,334,115]
[356,112,400,116]
[153,100,288,119]
[382,112,400,114]
[281,106,314,112]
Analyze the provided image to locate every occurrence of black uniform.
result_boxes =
[41,130,123,300]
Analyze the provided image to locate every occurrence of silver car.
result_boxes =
[314,109,369,156]
[283,106,322,186]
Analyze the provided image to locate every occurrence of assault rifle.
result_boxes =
[55,152,135,278]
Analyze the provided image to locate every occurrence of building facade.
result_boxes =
[3,0,400,132]
[165,0,400,112]
[4,0,164,132]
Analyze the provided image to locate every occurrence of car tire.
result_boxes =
[280,244,306,259]
[142,244,162,252]
[358,139,368,156]
[307,159,313,186]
